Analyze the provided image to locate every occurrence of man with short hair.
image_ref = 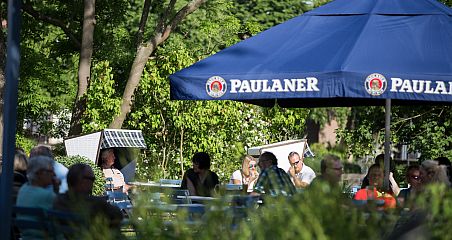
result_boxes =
[311,154,343,188]
[252,152,296,197]
[287,151,316,188]
[101,148,129,193]
[54,164,123,229]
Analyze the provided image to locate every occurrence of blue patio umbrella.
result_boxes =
[170,0,452,190]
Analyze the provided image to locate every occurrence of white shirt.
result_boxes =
[289,164,316,185]
[103,168,126,190]
[230,169,256,192]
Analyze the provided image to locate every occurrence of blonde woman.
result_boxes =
[230,155,259,192]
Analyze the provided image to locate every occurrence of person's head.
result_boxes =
[241,155,256,177]
[405,165,421,190]
[420,160,451,186]
[375,154,395,172]
[101,149,115,168]
[320,154,343,185]
[27,156,55,187]
[67,163,95,195]
[368,164,383,189]
[288,151,303,173]
[29,145,53,159]
[192,152,211,173]
[14,152,28,172]
[258,152,277,170]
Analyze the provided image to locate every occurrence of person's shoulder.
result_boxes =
[209,170,220,179]
[54,161,69,172]
[304,164,315,173]
[231,169,241,176]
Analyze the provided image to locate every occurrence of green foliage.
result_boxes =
[130,187,398,239]
[55,155,105,196]
[128,184,452,239]
[338,106,452,161]
[18,28,77,138]
[232,0,309,30]
[15,134,37,155]
[81,60,121,132]
[306,143,348,174]
[127,39,309,182]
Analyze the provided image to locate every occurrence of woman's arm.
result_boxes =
[186,177,197,196]
[389,172,400,196]
[232,179,241,185]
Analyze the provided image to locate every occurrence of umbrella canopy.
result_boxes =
[170,0,452,108]
[170,0,452,192]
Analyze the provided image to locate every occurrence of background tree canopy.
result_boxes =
[5,0,452,182]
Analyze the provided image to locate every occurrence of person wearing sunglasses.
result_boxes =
[287,151,316,189]
[397,165,421,207]
[230,155,259,193]
[310,154,343,190]
[16,156,57,239]
[54,164,123,233]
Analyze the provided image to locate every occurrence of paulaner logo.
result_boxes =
[365,73,387,96]
[229,78,320,93]
[390,78,452,95]
[206,76,227,98]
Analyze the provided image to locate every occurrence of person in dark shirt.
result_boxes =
[310,154,343,189]
[53,163,123,231]
[181,152,219,197]
[397,165,421,207]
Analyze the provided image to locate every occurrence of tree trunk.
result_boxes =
[109,44,154,129]
[109,0,207,129]
[68,0,95,136]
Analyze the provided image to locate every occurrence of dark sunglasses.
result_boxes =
[249,164,256,168]
[292,161,300,166]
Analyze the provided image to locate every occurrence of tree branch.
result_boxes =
[151,0,207,45]
[22,2,81,49]
[136,0,152,47]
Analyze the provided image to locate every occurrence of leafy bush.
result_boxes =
[15,134,37,155]
[55,155,105,196]
[128,184,452,240]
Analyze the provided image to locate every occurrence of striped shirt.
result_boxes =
[254,165,296,197]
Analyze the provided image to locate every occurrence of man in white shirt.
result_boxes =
[287,151,316,188]
[101,149,129,193]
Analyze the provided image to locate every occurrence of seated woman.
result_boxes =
[12,151,28,204]
[354,164,396,209]
[230,155,259,193]
[181,152,219,197]
[397,165,421,207]
[101,148,129,193]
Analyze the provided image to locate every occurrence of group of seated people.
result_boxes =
[10,144,452,239]
[180,151,343,198]
[179,150,452,213]
[12,146,125,239]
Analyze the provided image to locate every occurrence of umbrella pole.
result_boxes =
[383,98,391,192]
[0,1,22,239]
